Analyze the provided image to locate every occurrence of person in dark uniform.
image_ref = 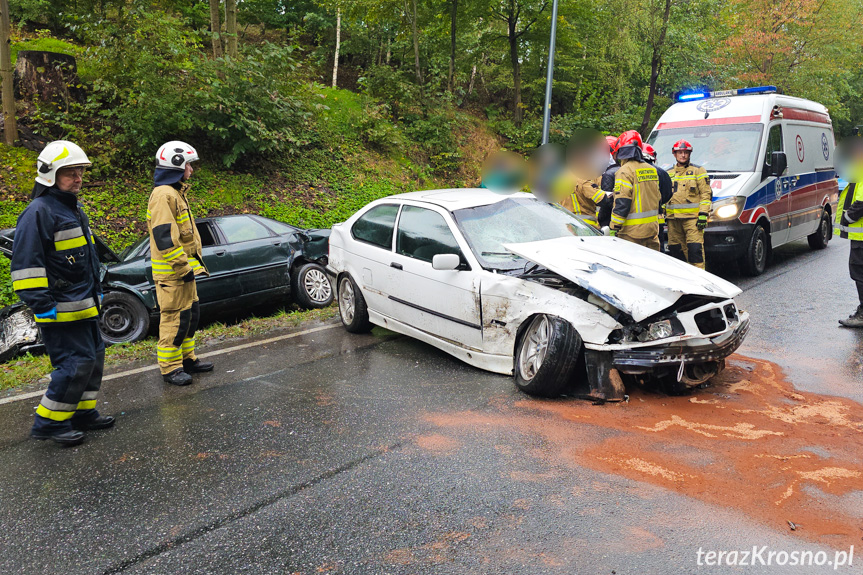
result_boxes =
[834,137,863,327]
[11,141,113,446]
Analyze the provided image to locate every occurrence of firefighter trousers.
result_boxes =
[155,278,199,374]
[667,218,705,269]
[32,319,105,433]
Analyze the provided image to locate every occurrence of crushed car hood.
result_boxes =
[504,236,742,322]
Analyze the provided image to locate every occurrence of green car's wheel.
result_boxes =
[99,291,150,344]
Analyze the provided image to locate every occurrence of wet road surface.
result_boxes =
[0,239,861,575]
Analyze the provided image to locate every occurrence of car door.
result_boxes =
[214,215,289,296]
[345,203,401,316]
[193,219,241,303]
[387,204,483,350]
[763,123,791,246]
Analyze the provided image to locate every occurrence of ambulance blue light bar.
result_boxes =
[676,86,778,102]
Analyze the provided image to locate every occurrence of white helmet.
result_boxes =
[156,141,199,171]
[36,140,91,186]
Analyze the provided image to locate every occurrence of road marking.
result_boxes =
[0,323,340,407]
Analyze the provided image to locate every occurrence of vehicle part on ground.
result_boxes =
[338,274,371,333]
[292,263,334,309]
[99,291,150,345]
[807,209,832,250]
[738,224,768,276]
[0,303,42,363]
[514,314,585,397]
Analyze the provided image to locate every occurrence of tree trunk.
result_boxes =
[408,0,423,85]
[448,0,457,92]
[0,0,16,145]
[14,51,84,104]
[225,0,238,59]
[208,0,222,59]
[332,6,341,88]
[508,17,522,125]
[639,0,672,135]
[386,36,391,65]
[467,63,477,95]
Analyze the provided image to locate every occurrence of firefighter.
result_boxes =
[12,141,113,446]
[148,141,214,385]
[834,137,863,327]
[666,140,712,268]
[642,143,673,252]
[558,131,608,226]
[609,130,662,250]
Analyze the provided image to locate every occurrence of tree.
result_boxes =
[225,0,238,58]
[492,0,549,125]
[208,0,222,59]
[448,0,457,92]
[0,0,16,145]
[332,4,340,87]
[638,0,673,135]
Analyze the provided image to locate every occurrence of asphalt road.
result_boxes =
[0,239,860,575]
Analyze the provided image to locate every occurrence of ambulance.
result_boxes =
[647,86,839,276]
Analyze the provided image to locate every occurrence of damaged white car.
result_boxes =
[326,189,749,400]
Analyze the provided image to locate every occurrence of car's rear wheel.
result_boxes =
[738,224,768,276]
[338,274,372,333]
[807,210,831,250]
[99,291,150,344]
[292,262,334,309]
[514,314,584,397]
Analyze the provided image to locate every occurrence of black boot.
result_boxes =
[183,358,214,373]
[163,368,193,386]
[72,415,116,431]
[839,306,863,328]
[31,429,85,446]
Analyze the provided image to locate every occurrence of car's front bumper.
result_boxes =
[611,316,750,369]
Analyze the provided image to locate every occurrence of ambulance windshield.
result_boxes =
[648,124,764,173]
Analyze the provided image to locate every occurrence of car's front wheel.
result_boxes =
[514,314,584,397]
[338,274,372,333]
[99,291,150,344]
[807,209,831,250]
[738,225,768,276]
[292,262,334,309]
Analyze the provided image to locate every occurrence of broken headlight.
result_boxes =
[637,319,677,342]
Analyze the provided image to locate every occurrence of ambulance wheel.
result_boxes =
[807,210,831,250]
[99,291,150,344]
[739,225,768,276]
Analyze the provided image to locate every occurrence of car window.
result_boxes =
[216,216,272,243]
[396,206,461,263]
[197,222,218,247]
[764,124,783,168]
[351,204,399,249]
[258,217,299,235]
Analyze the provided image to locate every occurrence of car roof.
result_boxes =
[382,188,535,211]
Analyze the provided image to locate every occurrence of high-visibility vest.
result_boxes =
[835,183,863,241]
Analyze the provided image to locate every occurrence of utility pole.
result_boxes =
[540,0,559,145]
[0,0,17,146]
[332,5,340,88]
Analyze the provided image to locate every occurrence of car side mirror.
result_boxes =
[432,253,460,271]
[768,151,787,177]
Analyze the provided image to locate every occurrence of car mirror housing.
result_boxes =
[432,253,461,271]
[767,151,787,178]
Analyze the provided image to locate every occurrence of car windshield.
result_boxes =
[648,123,764,172]
[119,236,149,260]
[452,196,599,271]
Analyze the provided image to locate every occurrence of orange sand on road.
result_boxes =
[423,356,863,548]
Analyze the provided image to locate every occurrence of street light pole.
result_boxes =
[540,0,559,145]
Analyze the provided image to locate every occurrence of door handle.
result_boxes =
[214,250,227,256]
[272,241,281,247]
[390,262,403,270]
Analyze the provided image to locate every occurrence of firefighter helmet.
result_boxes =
[35,141,91,187]
[156,141,199,171]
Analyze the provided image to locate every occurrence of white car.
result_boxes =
[326,189,750,400]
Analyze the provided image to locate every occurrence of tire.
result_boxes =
[99,291,150,344]
[738,225,769,276]
[292,262,334,309]
[807,210,831,250]
[337,274,372,333]
[514,314,584,398]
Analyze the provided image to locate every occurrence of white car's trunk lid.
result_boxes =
[504,236,742,322]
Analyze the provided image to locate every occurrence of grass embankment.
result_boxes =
[0,306,338,392]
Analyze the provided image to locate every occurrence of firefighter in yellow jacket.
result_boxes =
[557,130,609,227]
[148,141,214,385]
[610,130,662,250]
[666,139,712,269]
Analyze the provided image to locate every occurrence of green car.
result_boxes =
[0,214,332,347]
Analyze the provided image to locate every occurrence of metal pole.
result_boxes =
[540,0,559,145]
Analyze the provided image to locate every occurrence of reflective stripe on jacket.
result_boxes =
[10,188,102,321]
[559,172,603,226]
[835,183,863,241]
[611,159,662,239]
[668,163,712,218]
[147,183,209,280]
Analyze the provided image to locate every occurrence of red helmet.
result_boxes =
[672,139,693,152]
[641,143,657,159]
[615,130,643,152]
[605,135,618,152]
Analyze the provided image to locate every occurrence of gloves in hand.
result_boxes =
[696,213,709,231]
[600,226,611,236]
[182,270,196,283]
[35,308,57,321]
